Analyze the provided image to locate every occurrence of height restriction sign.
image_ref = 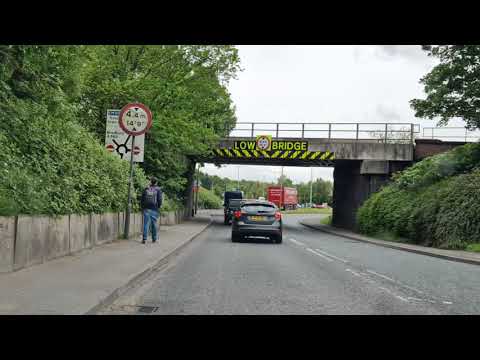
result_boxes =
[118,103,152,136]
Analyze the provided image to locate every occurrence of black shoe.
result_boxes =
[141,240,146,244]
[152,240,157,243]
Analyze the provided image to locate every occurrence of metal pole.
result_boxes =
[465,128,468,142]
[356,123,359,141]
[251,123,255,137]
[237,166,240,190]
[384,123,388,144]
[328,123,331,139]
[276,123,279,138]
[410,123,414,144]
[309,167,313,206]
[194,164,199,215]
[301,123,305,138]
[124,135,136,239]
[280,166,284,209]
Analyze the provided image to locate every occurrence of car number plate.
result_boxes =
[249,216,266,221]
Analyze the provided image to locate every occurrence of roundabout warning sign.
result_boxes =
[105,110,145,162]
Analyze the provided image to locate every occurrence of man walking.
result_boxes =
[141,177,163,244]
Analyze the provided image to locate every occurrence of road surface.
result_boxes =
[101,213,480,314]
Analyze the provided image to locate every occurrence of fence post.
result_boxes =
[276,123,279,138]
[301,123,305,138]
[384,123,388,144]
[328,123,331,139]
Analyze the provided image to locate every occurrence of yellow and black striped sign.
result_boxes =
[213,148,335,161]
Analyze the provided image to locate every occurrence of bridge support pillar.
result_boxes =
[332,160,410,231]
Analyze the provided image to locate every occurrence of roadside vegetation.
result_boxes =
[0,45,240,216]
[197,187,223,209]
[358,143,480,250]
[320,215,332,225]
[198,172,333,205]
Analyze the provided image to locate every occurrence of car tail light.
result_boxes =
[234,210,242,219]
[275,211,282,221]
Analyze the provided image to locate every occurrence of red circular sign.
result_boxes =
[118,103,153,136]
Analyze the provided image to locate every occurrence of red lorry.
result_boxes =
[267,186,298,210]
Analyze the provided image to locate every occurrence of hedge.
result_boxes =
[358,142,480,250]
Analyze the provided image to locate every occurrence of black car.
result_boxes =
[231,200,282,244]
[223,191,243,225]
[224,198,243,225]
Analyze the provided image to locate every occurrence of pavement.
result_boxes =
[0,211,213,315]
[100,213,480,315]
[300,217,480,266]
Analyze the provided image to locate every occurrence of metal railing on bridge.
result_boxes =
[422,127,480,142]
[227,122,421,144]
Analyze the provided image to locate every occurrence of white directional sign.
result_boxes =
[118,103,152,136]
[105,110,144,162]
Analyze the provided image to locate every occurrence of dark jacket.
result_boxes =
[141,185,163,211]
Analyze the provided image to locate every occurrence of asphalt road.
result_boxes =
[103,214,480,315]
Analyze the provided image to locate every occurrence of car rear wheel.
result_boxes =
[274,233,282,244]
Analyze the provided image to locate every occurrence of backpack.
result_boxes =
[144,186,159,208]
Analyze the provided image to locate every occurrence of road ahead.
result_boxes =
[103,213,480,315]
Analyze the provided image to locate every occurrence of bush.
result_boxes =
[358,143,480,250]
[197,187,222,209]
[0,98,148,216]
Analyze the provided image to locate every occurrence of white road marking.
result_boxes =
[366,269,425,295]
[345,268,362,277]
[289,238,305,247]
[315,249,349,263]
[378,287,409,303]
[366,269,395,282]
[306,248,334,262]
[442,301,453,305]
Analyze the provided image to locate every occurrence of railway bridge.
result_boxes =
[187,122,471,230]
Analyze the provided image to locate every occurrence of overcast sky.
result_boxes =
[202,45,466,184]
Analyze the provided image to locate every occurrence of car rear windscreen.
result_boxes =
[241,204,276,212]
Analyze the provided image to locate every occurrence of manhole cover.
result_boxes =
[137,306,158,313]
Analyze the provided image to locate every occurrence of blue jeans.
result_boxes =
[143,209,159,242]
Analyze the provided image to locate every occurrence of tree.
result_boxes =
[410,45,480,130]
[277,175,294,187]
[76,45,241,200]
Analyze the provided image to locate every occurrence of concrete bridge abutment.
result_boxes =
[332,160,411,231]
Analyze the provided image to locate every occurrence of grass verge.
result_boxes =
[282,207,332,215]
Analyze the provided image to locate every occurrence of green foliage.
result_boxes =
[76,45,241,201]
[0,45,240,216]
[392,142,480,189]
[410,45,480,130]
[358,143,480,250]
[197,187,222,209]
[198,171,332,205]
[0,45,149,216]
[320,215,332,225]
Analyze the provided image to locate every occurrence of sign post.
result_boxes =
[118,103,153,239]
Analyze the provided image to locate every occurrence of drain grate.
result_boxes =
[137,306,159,314]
